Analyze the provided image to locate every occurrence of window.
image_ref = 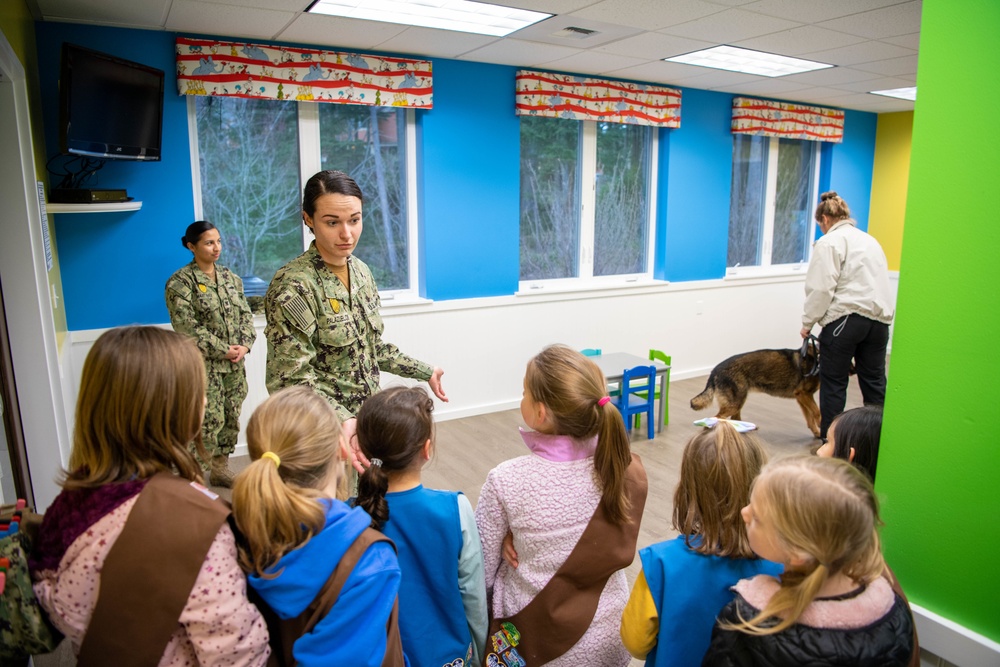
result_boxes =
[519,116,655,287]
[727,135,819,272]
[191,97,416,296]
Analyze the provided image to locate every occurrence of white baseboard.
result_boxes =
[912,604,1000,667]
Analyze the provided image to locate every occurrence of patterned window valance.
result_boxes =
[515,70,681,128]
[176,36,432,108]
[731,97,843,143]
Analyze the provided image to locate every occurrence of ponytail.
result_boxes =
[814,191,851,223]
[355,386,435,531]
[231,386,344,577]
[594,401,632,524]
[356,461,390,530]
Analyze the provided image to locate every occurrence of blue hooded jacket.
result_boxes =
[248,498,406,667]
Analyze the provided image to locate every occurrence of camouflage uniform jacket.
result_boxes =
[165,262,256,374]
[265,242,433,421]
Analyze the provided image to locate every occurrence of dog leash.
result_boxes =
[800,334,820,377]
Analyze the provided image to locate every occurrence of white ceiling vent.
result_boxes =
[551,26,599,40]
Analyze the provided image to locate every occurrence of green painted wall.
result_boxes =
[877,0,1000,643]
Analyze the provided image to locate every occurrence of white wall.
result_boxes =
[64,272,900,457]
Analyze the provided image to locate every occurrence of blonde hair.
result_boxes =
[814,190,851,223]
[66,326,206,488]
[524,345,632,524]
[231,386,345,576]
[673,422,767,558]
[730,456,886,635]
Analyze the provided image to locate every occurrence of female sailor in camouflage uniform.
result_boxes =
[265,170,447,473]
[165,221,255,487]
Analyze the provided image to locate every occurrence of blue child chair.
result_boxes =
[633,349,671,429]
[611,365,657,440]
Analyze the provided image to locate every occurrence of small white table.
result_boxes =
[590,352,670,434]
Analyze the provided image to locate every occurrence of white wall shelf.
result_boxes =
[46,200,142,214]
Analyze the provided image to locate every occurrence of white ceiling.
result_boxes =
[27,0,921,113]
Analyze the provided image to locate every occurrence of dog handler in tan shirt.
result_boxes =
[800,191,894,441]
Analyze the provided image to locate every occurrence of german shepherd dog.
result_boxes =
[690,338,821,438]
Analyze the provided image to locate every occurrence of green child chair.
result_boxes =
[633,349,671,429]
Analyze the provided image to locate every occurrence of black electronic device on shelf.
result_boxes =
[49,188,130,204]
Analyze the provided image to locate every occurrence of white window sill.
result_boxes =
[516,277,668,298]
[724,264,809,281]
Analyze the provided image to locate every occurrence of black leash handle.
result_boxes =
[801,334,821,377]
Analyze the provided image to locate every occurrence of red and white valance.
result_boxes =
[176,36,432,108]
[732,97,843,143]
[515,70,681,128]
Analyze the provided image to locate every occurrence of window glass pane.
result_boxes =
[594,122,650,276]
[320,105,409,290]
[771,139,815,264]
[727,134,768,268]
[196,97,301,294]
[519,116,581,280]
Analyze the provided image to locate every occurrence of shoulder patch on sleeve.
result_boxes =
[282,293,316,334]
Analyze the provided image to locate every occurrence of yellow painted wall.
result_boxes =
[0,1,69,347]
[868,111,912,271]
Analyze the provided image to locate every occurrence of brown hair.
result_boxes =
[65,326,206,489]
[729,456,885,635]
[673,422,768,558]
[524,345,633,524]
[355,386,435,530]
[814,191,851,223]
[231,386,345,576]
[302,170,364,217]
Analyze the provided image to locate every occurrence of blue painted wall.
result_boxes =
[419,59,521,300]
[34,23,877,330]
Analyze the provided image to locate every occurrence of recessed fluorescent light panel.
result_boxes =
[666,45,833,77]
[307,0,552,37]
[869,86,917,101]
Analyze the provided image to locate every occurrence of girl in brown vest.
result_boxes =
[475,345,648,666]
[30,326,269,666]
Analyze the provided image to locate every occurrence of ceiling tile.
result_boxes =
[166,0,295,39]
[458,38,583,67]
[511,14,643,49]
[779,66,883,86]
[733,25,867,56]
[881,32,921,50]
[816,1,922,40]
[659,7,802,44]
[670,68,761,88]
[374,26,498,59]
[596,32,716,60]
[851,54,918,77]
[277,13,408,51]
[604,59,721,86]
[801,40,916,66]
[569,0,725,31]
[833,76,915,94]
[738,0,909,24]
[541,50,649,75]
[36,0,170,27]
[710,77,814,95]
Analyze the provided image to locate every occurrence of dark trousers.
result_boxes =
[818,314,890,439]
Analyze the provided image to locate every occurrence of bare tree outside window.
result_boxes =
[519,116,581,280]
[728,134,818,268]
[195,97,301,293]
[594,122,651,276]
[320,105,408,290]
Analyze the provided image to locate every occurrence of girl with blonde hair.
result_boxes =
[703,455,914,666]
[621,421,782,666]
[476,344,647,666]
[30,326,268,665]
[231,385,405,667]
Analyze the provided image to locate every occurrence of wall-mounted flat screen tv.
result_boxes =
[59,43,165,161]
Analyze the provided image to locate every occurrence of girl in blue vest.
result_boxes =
[621,420,783,666]
[354,386,488,667]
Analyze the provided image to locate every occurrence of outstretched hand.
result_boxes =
[427,367,449,403]
[341,417,369,474]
